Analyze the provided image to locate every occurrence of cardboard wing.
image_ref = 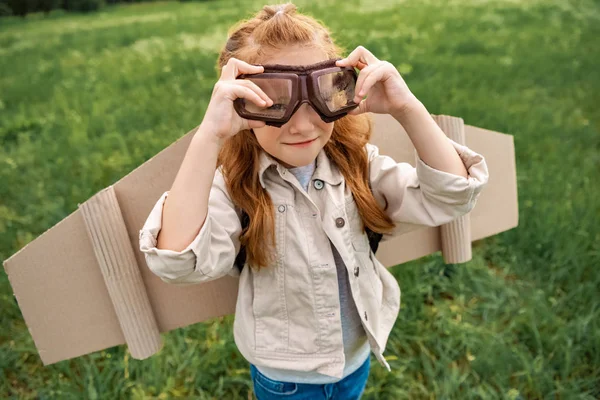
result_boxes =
[2,113,518,366]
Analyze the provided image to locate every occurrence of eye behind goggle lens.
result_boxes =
[317,70,356,113]
[241,78,292,119]
[242,99,289,118]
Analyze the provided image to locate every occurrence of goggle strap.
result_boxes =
[258,58,342,74]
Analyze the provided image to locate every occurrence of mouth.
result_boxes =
[284,138,317,146]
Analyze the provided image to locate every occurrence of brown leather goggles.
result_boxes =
[233,59,359,127]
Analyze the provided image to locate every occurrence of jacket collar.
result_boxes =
[258,147,343,189]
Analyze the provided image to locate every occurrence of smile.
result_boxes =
[285,138,317,147]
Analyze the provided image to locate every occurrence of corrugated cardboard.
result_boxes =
[2,113,518,366]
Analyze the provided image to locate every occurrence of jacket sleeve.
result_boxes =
[366,137,489,238]
[138,167,242,286]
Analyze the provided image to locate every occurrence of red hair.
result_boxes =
[216,3,395,269]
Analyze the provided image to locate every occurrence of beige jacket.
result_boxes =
[138,138,489,379]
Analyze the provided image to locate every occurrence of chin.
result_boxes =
[288,149,321,164]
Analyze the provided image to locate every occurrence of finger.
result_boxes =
[336,58,368,71]
[221,58,264,80]
[355,63,386,102]
[348,99,368,115]
[237,79,273,105]
[353,63,385,103]
[225,84,268,108]
[353,63,380,98]
[336,46,379,69]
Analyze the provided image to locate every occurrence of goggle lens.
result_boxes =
[240,78,293,119]
[317,70,357,113]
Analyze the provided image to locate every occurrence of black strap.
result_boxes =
[366,227,383,254]
[233,211,250,272]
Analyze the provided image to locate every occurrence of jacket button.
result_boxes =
[278,205,286,213]
[313,179,324,190]
[335,217,345,228]
[354,266,359,277]
[364,311,368,321]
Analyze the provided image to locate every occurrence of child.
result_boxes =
[138,3,489,399]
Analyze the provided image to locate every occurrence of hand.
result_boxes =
[199,58,273,142]
[336,46,419,117]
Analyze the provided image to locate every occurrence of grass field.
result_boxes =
[1,0,599,398]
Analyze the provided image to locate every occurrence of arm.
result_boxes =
[138,127,241,285]
[157,126,223,253]
[368,110,489,238]
[392,98,468,179]
[337,45,487,235]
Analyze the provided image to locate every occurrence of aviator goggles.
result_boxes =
[233,58,359,127]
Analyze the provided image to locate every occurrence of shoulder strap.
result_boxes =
[366,227,383,254]
[234,210,250,272]
[365,179,383,254]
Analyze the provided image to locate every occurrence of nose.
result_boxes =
[286,103,319,134]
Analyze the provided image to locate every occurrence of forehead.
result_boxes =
[260,45,329,66]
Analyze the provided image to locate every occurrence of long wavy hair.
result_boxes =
[216,3,395,270]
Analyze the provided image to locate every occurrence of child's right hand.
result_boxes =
[199,58,273,142]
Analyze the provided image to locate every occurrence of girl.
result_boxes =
[139,3,489,399]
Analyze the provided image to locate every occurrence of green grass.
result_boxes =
[1,0,599,398]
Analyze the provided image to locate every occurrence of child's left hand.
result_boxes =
[336,46,419,118]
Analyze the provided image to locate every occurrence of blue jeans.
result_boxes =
[249,356,370,399]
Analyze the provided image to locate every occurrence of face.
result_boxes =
[252,45,334,168]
